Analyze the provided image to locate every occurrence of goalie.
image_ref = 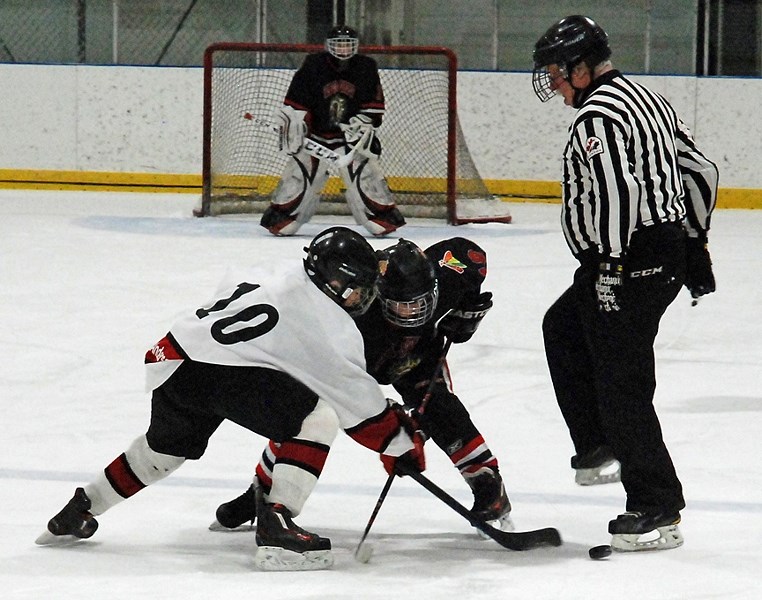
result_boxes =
[260,25,406,236]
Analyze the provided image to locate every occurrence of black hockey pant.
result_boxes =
[146,361,319,459]
[542,222,687,515]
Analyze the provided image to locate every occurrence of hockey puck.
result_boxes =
[588,544,612,560]
[354,543,374,564]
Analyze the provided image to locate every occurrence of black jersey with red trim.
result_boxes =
[283,51,385,141]
[356,237,488,389]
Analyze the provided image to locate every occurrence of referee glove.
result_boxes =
[685,236,716,302]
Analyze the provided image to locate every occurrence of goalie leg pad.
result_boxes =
[262,152,330,235]
[268,399,338,517]
[341,159,405,236]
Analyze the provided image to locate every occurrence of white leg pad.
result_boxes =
[124,435,185,485]
[268,400,339,517]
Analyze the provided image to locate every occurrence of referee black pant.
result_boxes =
[543,222,687,515]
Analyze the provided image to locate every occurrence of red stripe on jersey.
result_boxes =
[104,453,145,498]
[276,439,330,477]
[346,407,400,453]
[144,335,183,364]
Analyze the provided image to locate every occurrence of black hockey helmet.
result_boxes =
[326,25,359,60]
[304,226,378,316]
[532,15,611,103]
[377,239,439,327]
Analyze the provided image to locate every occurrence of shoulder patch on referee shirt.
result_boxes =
[584,136,604,160]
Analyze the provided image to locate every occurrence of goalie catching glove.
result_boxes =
[436,291,493,343]
[380,402,426,477]
[275,106,307,155]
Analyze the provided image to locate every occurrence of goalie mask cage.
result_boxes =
[199,42,511,225]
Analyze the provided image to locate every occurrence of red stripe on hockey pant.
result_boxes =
[275,439,330,478]
[104,453,146,498]
[449,435,488,464]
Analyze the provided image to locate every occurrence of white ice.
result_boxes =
[1,190,760,599]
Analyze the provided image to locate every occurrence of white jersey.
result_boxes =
[147,264,389,433]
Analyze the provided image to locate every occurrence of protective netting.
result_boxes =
[202,44,510,224]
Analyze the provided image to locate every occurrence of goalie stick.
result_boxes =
[354,339,453,563]
[396,463,563,551]
[243,112,370,169]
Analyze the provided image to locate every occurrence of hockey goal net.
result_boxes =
[199,42,511,224]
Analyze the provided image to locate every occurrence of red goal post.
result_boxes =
[199,42,511,225]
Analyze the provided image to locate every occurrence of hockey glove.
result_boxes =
[595,258,624,312]
[381,432,426,477]
[436,291,493,343]
[684,235,716,302]
[380,402,426,477]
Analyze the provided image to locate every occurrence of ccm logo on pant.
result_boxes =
[629,266,663,278]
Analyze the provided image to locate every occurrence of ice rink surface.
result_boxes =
[1,190,760,599]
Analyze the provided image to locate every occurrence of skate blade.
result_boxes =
[254,546,334,571]
[611,524,684,552]
[476,513,515,539]
[35,530,87,546]
[208,519,255,533]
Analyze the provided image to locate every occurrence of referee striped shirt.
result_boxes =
[561,70,718,259]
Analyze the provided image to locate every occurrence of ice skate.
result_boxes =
[35,487,99,546]
[608,510,684,552]
[466,466,515,536]
[254,489,333,571]
[209,484,258,531]
[571,445,621,486]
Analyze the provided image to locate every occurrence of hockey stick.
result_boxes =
[354,339,453,562]
[243,112,369,170]
[396,463,563,551]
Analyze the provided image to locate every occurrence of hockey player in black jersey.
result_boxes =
[260,25,405,237]
[532,15,718,552]
[35,227,425,571]
[213,237,513,537]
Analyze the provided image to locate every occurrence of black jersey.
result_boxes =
[562,70,718,259]
[356,237,488,390]
[284,52,385,141]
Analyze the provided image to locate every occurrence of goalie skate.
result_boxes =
[572,446,621,486]
[609,511,684,552]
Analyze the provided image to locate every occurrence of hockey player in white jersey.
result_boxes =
[36,226,425,571]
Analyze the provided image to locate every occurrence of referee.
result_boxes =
[532,15,718,552]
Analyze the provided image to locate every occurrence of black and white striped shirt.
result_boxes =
[561,70,718,258]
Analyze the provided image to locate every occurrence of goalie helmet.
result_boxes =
[326,25,359,60]
[377,239,439,328]
[304,226,378,316]
[532,15,611,103]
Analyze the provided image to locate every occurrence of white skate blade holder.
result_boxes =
[575,459,621,486]
[475,512,516,540]
[611,524,684,552]
[254,545,334,571]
